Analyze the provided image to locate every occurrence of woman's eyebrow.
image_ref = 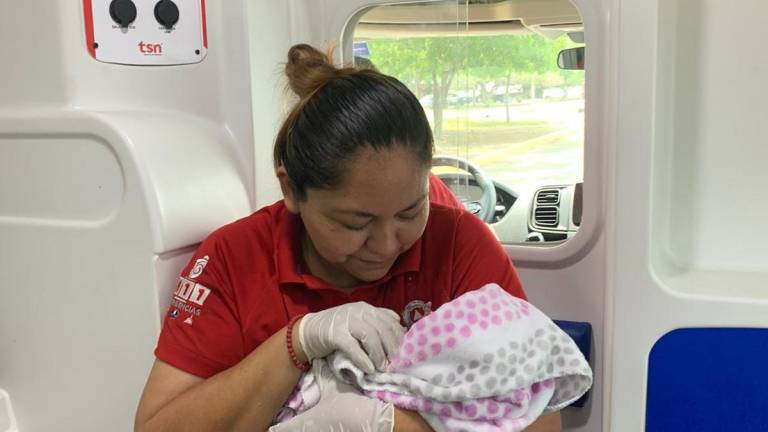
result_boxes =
[333,195,427,218]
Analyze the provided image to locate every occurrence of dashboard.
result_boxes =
[437,174,518,223]
[438,173,582,244]
[525,182,582,242]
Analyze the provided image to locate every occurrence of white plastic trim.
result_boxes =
[0,109,252,253]
[0,389,18,432]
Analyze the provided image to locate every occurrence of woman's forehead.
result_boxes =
[308,147,429,211]
[345,146,425,180]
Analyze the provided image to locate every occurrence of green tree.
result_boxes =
[466,35,572,121]
[369,37,469,143]
[367,33,580,138]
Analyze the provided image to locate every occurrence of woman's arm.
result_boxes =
[137,301,404,431]
[524,412,562,432]
[394,407,434,431]
[392,409,560,431]
[135,325,300,432]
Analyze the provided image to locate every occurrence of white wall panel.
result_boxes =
[0,1,280,430]
[610,0,768,429]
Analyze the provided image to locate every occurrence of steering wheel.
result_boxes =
[432,155,497,223]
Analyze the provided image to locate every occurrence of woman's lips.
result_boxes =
[357,257,391,266]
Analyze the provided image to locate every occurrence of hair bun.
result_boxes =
[285,44,340,99]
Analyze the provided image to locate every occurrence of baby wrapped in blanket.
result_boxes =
[275,283,592,431]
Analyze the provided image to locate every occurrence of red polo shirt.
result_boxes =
[155,201,526,378]
[428,174,463,209]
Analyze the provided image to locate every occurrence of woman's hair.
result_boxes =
[274,44,434,201]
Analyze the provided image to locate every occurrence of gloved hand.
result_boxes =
[299,302,404,373]
[269,359,394,432]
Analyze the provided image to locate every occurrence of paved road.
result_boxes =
[430,99,585,190]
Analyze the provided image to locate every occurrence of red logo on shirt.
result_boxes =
[402,300,432,328]
[188,256,209,279]
[170,277,212,323]
[175,277,211,305]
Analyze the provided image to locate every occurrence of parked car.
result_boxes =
[542,87,566,99]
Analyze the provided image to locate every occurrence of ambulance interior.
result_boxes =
[3,0,768,431]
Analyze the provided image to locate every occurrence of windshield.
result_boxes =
[360,33,585,192]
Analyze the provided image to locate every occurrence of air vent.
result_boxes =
[536,188,560,205]
[534,206,559,227]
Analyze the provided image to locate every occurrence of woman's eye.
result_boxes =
[341,222,368,231]
[399,208,424,221]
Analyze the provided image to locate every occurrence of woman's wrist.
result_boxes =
[289,316,309,364]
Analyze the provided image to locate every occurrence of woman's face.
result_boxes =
[282,146,429,288]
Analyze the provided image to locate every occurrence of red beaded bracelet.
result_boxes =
[286,314,310,372]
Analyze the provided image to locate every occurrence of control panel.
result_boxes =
[83,0,208,65]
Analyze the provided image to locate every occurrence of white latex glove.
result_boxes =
[299,302,404,373]
[269,359,394,432]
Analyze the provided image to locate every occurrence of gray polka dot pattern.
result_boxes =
[485,377,498,389]
[515,376,525,387]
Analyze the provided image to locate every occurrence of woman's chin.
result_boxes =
[350,266,390,282]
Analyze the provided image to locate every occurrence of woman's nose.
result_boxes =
[365,222,400,257]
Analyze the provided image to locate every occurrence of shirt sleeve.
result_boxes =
[428,173,464,209]
[450,211,527,301]
[154,233,245,378]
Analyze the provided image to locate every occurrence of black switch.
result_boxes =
[154,0,180,29]
[109,0,137,28]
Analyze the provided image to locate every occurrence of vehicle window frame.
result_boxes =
[338,0,607,266]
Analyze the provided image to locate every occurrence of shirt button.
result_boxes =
[406,275,414,283]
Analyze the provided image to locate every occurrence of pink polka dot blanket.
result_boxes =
[277,283,593,431]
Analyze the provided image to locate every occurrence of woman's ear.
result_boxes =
[276,166,300,214]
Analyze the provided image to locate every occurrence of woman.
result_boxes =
[134,44,561,431]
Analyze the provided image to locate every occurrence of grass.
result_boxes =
[442,118,550,130]
[440,124,559,150]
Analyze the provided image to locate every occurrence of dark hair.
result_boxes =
[274,44,433,201]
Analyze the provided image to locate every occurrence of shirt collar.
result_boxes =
[274,204,304,285]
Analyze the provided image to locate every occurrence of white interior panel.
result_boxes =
[653,0,768,275]
[246,0,292,207]
[0,3,67,108]
[0,1,276,430]
[610,0,768,429]
[0,116,158,431]
[650,0,768,302]
[0,134,123,224]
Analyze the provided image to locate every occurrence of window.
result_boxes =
[351,0,585,244]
